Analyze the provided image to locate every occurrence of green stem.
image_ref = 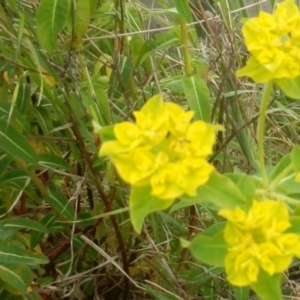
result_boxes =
[257,81,273,188]
[180,18,191,76]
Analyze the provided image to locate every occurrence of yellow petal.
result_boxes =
[179,158,214,196]
[113,149,156,185]
[114,122,142,146]
[99,141,127,156]
[150,164,183,199]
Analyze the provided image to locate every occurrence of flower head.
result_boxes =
[219,200,300,286]
[99,94,221,200]
[236,0,300,86]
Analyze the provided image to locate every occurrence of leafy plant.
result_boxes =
[1,0,300,299]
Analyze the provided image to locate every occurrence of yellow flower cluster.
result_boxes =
[100,94,219,200]
[219,200,300,286]
[236,0,300,82]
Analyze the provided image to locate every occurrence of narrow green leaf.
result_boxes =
[142,286,176,300]
[0,154,13,176]
[1,218,49,233]
[30,214,60,248]
[0,119,39,164]
[0,170,28,185]
[73,235,98,259]
[270,154,292,181]
[0,263,32,295]
[38,153,70,171]
[109,56,133,99]
[0,239,48,264]
[172,0,192,23]
[94,86,111,125]
[33,106,54,134]
[45,192,75,221]
[130,185,174,234]
[73,0,91,47]
[182,74,211,122]
[184,232,227,266]
[16,83,31,113]
[251,271,282,300]
[8,82,20,126]
[137,32,180,66]
[36,0,71,52]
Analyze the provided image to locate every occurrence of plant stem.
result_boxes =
[180,18,191,76]
[257,81,273,188]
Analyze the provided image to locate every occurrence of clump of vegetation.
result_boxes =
[1,0,300,299]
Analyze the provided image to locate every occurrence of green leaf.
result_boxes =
[0,263,32,295]
[182,74,211,122]
[136,32,180,66]
[73,235,98,259]
[0,170,28,185]
[73,0,91,47]
[0,239,48,264]
[45,192,75,221]
[291,146,300,173]
[94,86,111,125]
[33,106,54,134]
[172,0,192,23]
[170,172,248,212]
[233,286,250,300]
[109,56,133,99]
[38,153,70,171]
[130,185,174,234]
[270,154,292,181]
[1,218,49,233]
[99,125,115,143]
[276,77,300,99]
[0,119,39,164]
[142,285,177,300]
[30,214,64,248]
[183,232,227,266]
[251,271,282,300]
[36,0,71,52]
[0,154,13,176]
[288,216,300,234]
[202,222,226,237]
[16,83,31,113]
[226,173,258,201]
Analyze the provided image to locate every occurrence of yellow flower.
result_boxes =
[99,94,220,201]
[236,0,300,84]
[150,158,213,199]
[112,149,157,186]
[179,158,214,196]
[219,200,300,286]
[150,163,183,199]
[99,122,143,156]
[134,94,169,145]
[165,102,194,137]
